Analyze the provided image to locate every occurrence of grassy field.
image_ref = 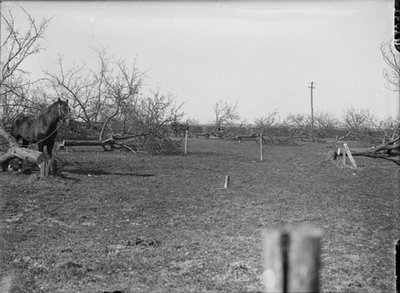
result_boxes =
[0,138,399,292]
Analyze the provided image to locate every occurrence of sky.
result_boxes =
[1,0,397,124]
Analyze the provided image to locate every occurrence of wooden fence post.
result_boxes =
[262,225,323,293]
[224,175,230,188]
[342,147,347,165]
[40,159,50,178]
[184,130,188,155]
[39,159,57,178]
[343,143,357,168]
[260,133,264,161]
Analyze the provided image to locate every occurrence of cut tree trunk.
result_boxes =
[0,126,52,175]
[60,138,114,151]
[7,146,50,164]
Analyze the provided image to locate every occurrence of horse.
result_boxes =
[11,98,71,157]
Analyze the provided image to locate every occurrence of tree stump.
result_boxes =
[39,159,58,178]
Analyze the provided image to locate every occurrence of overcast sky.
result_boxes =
[2,0,397,124]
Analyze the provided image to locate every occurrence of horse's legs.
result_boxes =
[46,141,55,158]
[38,142,45,153]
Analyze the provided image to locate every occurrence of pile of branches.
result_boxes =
[118,129,182,155]
[136,132,182,155]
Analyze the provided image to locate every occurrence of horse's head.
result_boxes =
[57,98,72,124]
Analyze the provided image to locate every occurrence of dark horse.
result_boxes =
[11,98,71,157]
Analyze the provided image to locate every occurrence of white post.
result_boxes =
[342,146,347,165]
[260,133,264,161]
[184,130,188,155]
[343,143,357,168]
[224,175,230,188]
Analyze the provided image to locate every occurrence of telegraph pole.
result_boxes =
[308,81,316,141]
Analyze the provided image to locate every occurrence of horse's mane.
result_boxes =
[39,100,65,118]
[43,101,59,113]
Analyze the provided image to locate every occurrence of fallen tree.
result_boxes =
[349,137,400,165]
[57,133,146,153]
[235,134,260,143]
[0,127,51,172]
[333,137,400,166]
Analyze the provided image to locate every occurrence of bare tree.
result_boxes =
[361,113,400,144]
[0,6,51,126]
[313,112,339,138]
[380,39,400,92]
[45,56,97,127]
[126,90,183,133]
[376,114,400,141]
[46,49,144,140]
[120,89,185,154]
[213,99,240,129]
[339,106,374,140]
[283,113,312,138]
[254,111,280,136]
[380,39,400,117]
[96,55,143,140]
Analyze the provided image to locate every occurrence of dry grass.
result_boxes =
[0,139,399,292]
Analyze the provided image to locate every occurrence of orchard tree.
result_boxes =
[283,113,312,138]
[339,106,374,140]
[213,99,240,129]
[45,55,98,127]
[0,6,51,125]
[313,112,339,138]
[123,89,185,153]
[380,39,400,92]
[46,49,144,140]
[95,53,143,140]
[373,114,400,143]
[45,48,185,154]
[380,39,400,118]
[254,111,280,136]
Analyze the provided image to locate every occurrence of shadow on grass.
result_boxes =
[65,169,155,177]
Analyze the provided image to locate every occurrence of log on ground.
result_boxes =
[0,147,50,171]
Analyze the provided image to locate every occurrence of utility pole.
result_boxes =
[308,81,316,141]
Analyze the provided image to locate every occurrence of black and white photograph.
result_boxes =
[0,0,399,292]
